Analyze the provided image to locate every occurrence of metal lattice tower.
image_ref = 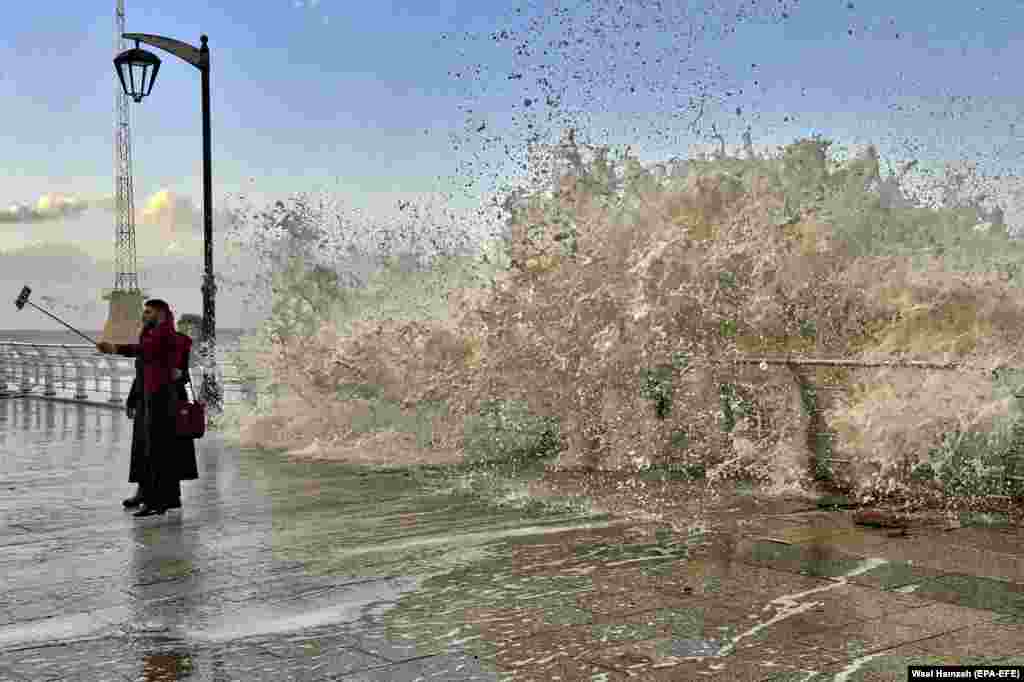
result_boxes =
[113,0,139,292]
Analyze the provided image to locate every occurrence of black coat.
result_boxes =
[126,351,198,483]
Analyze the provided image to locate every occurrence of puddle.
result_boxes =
[665,638,724,657]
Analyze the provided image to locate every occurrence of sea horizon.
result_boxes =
[0,328,252,347]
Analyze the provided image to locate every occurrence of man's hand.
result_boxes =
[172,368,183,381]
[96,341,116,354]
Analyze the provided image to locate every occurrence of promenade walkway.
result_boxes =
[1,396,1023,681]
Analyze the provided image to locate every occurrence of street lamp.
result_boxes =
[114,33,221,415]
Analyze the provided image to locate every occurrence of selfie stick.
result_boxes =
[14,286,98,346]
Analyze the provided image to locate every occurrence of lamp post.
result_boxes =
[114,33,221,415]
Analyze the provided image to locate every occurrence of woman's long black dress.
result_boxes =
[126,348,198,498]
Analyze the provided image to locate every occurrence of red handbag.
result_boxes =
[175,377,206,439]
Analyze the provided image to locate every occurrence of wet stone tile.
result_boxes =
[878,538,1024,582]
[711,563,836,600]
[943,527,1024,556]
[911,620,1024,658]
[330,651,506,681]
[329,620,447,663]
[885,601,997,629]
[515,656,634,681]
[910,573,1024,618]
[846,559,950,591]
[726,636,847,669]
[794,620,935,659]
[574,587,692,617]
[0,638,135,681]
[638,647,822,682]
[779,582,931,621]
[124,576,216,604]
[504,540,617,577]
[114,596,241,637]
[481,623,623,673]
[241,648,389,680]
[0,666,34,682]
[580,635,829,677]
[1,580,126,626]
[737,538,868,579]
[216,573,366,605]
[163,647,306,682]
[461,604,589,643]
[253,631,391,676]
[610,599,751,642]
[719,608,864,648]
[580,637,687,674]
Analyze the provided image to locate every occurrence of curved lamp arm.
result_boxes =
[122,32,208,71]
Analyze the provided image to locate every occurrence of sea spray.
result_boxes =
[217,135,1024,517]
[213,0,1024,514]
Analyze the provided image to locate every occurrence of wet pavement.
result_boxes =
[2,397,1023,681]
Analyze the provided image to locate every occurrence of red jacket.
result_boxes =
[116,321,177,395]
[125,331,192,407]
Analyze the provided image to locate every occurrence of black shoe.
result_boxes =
[123,493,144,508]
[132,504,167,517]
[166,499,182,510]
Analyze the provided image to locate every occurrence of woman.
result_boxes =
[97,299,187,517]
[122,313,199,511]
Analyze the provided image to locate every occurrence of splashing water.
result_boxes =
[213,1,1024,518]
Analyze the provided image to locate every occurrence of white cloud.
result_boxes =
[139,189,201,234]
[0,193,114,224]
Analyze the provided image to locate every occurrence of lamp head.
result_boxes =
[113,41,161,102]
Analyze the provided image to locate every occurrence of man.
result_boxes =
[121,310,199,511]
[97,299,183,517]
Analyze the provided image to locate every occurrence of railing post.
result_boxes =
[106,358,123,404]
[87,356,103,393]
[56,345,70,395]
[35,345,57,397]
[17,348,34,394]
[65,347,89,400]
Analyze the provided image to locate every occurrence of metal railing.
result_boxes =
[0,341,269,407]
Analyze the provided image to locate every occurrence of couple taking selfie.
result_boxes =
[96,299,199,517]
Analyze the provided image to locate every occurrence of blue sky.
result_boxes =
[1,0,1023,327]
[3,0,1021,207]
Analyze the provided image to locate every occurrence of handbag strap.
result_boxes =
[185,374,198,402]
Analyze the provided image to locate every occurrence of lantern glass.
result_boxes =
[129,62,152,102]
